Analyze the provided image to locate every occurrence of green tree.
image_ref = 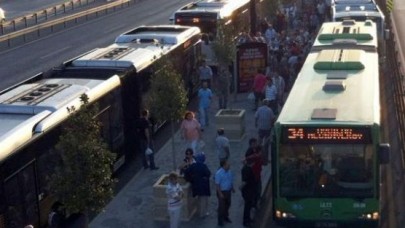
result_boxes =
[147,56,188,170]
[49,94,115,214]
[211,19,245,66]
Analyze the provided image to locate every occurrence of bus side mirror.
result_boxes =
[384,29,390,40]
[379,143,390,164]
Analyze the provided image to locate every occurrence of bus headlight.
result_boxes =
[359,212,379,220]
[276,210,296,218]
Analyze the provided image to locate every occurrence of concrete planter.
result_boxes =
[152,174,197,221]
[215,109,246,141]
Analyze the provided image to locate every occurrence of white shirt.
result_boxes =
[166,182,183,209]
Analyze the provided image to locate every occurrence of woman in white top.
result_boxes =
[166,172,184,228]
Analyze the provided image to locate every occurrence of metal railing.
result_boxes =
[0,0,97,35]
[0,0,133,48]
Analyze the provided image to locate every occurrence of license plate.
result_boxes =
[315,222,338,228]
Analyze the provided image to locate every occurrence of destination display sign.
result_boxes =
[282,126,372,144]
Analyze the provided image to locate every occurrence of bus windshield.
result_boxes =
[279,144,374,198]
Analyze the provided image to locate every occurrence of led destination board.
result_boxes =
[282,126,372,144]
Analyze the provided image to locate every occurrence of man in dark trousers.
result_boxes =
[137,109,159,170]
[241,158,256,227]
[215,160,234,226]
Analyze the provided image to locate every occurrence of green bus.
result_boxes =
[272,20,390,227]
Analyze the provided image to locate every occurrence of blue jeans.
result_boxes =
[199,107,209,128]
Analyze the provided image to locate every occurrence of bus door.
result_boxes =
[4,161,39,228]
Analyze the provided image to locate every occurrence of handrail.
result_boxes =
[0,0,97,34]
[0,0,131,45]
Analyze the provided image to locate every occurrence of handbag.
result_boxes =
[145,147,153,155]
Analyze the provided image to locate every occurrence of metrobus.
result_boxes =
[311,20,378,52]
[54,25,201,156]
[272,20,390,227]
[114,25,202,97]
[0,25,201,228]
[0,76,122,228]
[331,0,386,40]
[170,0,251,36]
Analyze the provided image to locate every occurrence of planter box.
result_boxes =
[215,109,246,141]
[152,174,197,221]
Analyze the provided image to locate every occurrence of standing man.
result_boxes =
[215,128,230,162]
[245,138,263,208]
[198,81,213,130]
[198,59,214,88]
[272,69,286,114]
[255,99,276,147]
[215,160,235,227]
[252,68,267,110]
[241,158,256,227]
[263,76,278,114]
[137,109,159,170]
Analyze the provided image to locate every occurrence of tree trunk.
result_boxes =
[170,120,177,171]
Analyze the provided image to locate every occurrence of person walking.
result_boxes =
[166,172,184,228]
[198,59,214,88]
[198,81,213,130]
[240,158,256,227]
[180,111,201,153]
[48,201,66,228]
[215,160,235,227]
[185,153,211,218]
[215,128,230,162]
[136,109,159,170]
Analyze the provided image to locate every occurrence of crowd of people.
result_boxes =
[142,1,331,228]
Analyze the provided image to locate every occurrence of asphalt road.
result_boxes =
[0,0,187,91]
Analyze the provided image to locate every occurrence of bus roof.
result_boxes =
[312,20,378,50]
[174,0,250,19]
[71,43,166,71]
[276,48,379,126]
[0,76,120,162]
[332,1,384,21]
[115,25,201,44]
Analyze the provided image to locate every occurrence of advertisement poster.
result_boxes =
[236,42,268,93]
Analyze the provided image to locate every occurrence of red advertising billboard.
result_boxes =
[236,42,268,93]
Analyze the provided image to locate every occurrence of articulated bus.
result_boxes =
[0,76,122,228]
[0,25,201,228]
[54,24,201,155]
[272,20,390,227]
[331,0,386,41]
[171,0,251,36]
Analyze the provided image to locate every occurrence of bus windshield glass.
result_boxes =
[175,12,217,35]
[279,144,374,198]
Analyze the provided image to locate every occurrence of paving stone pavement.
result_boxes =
[90,93,272,228]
